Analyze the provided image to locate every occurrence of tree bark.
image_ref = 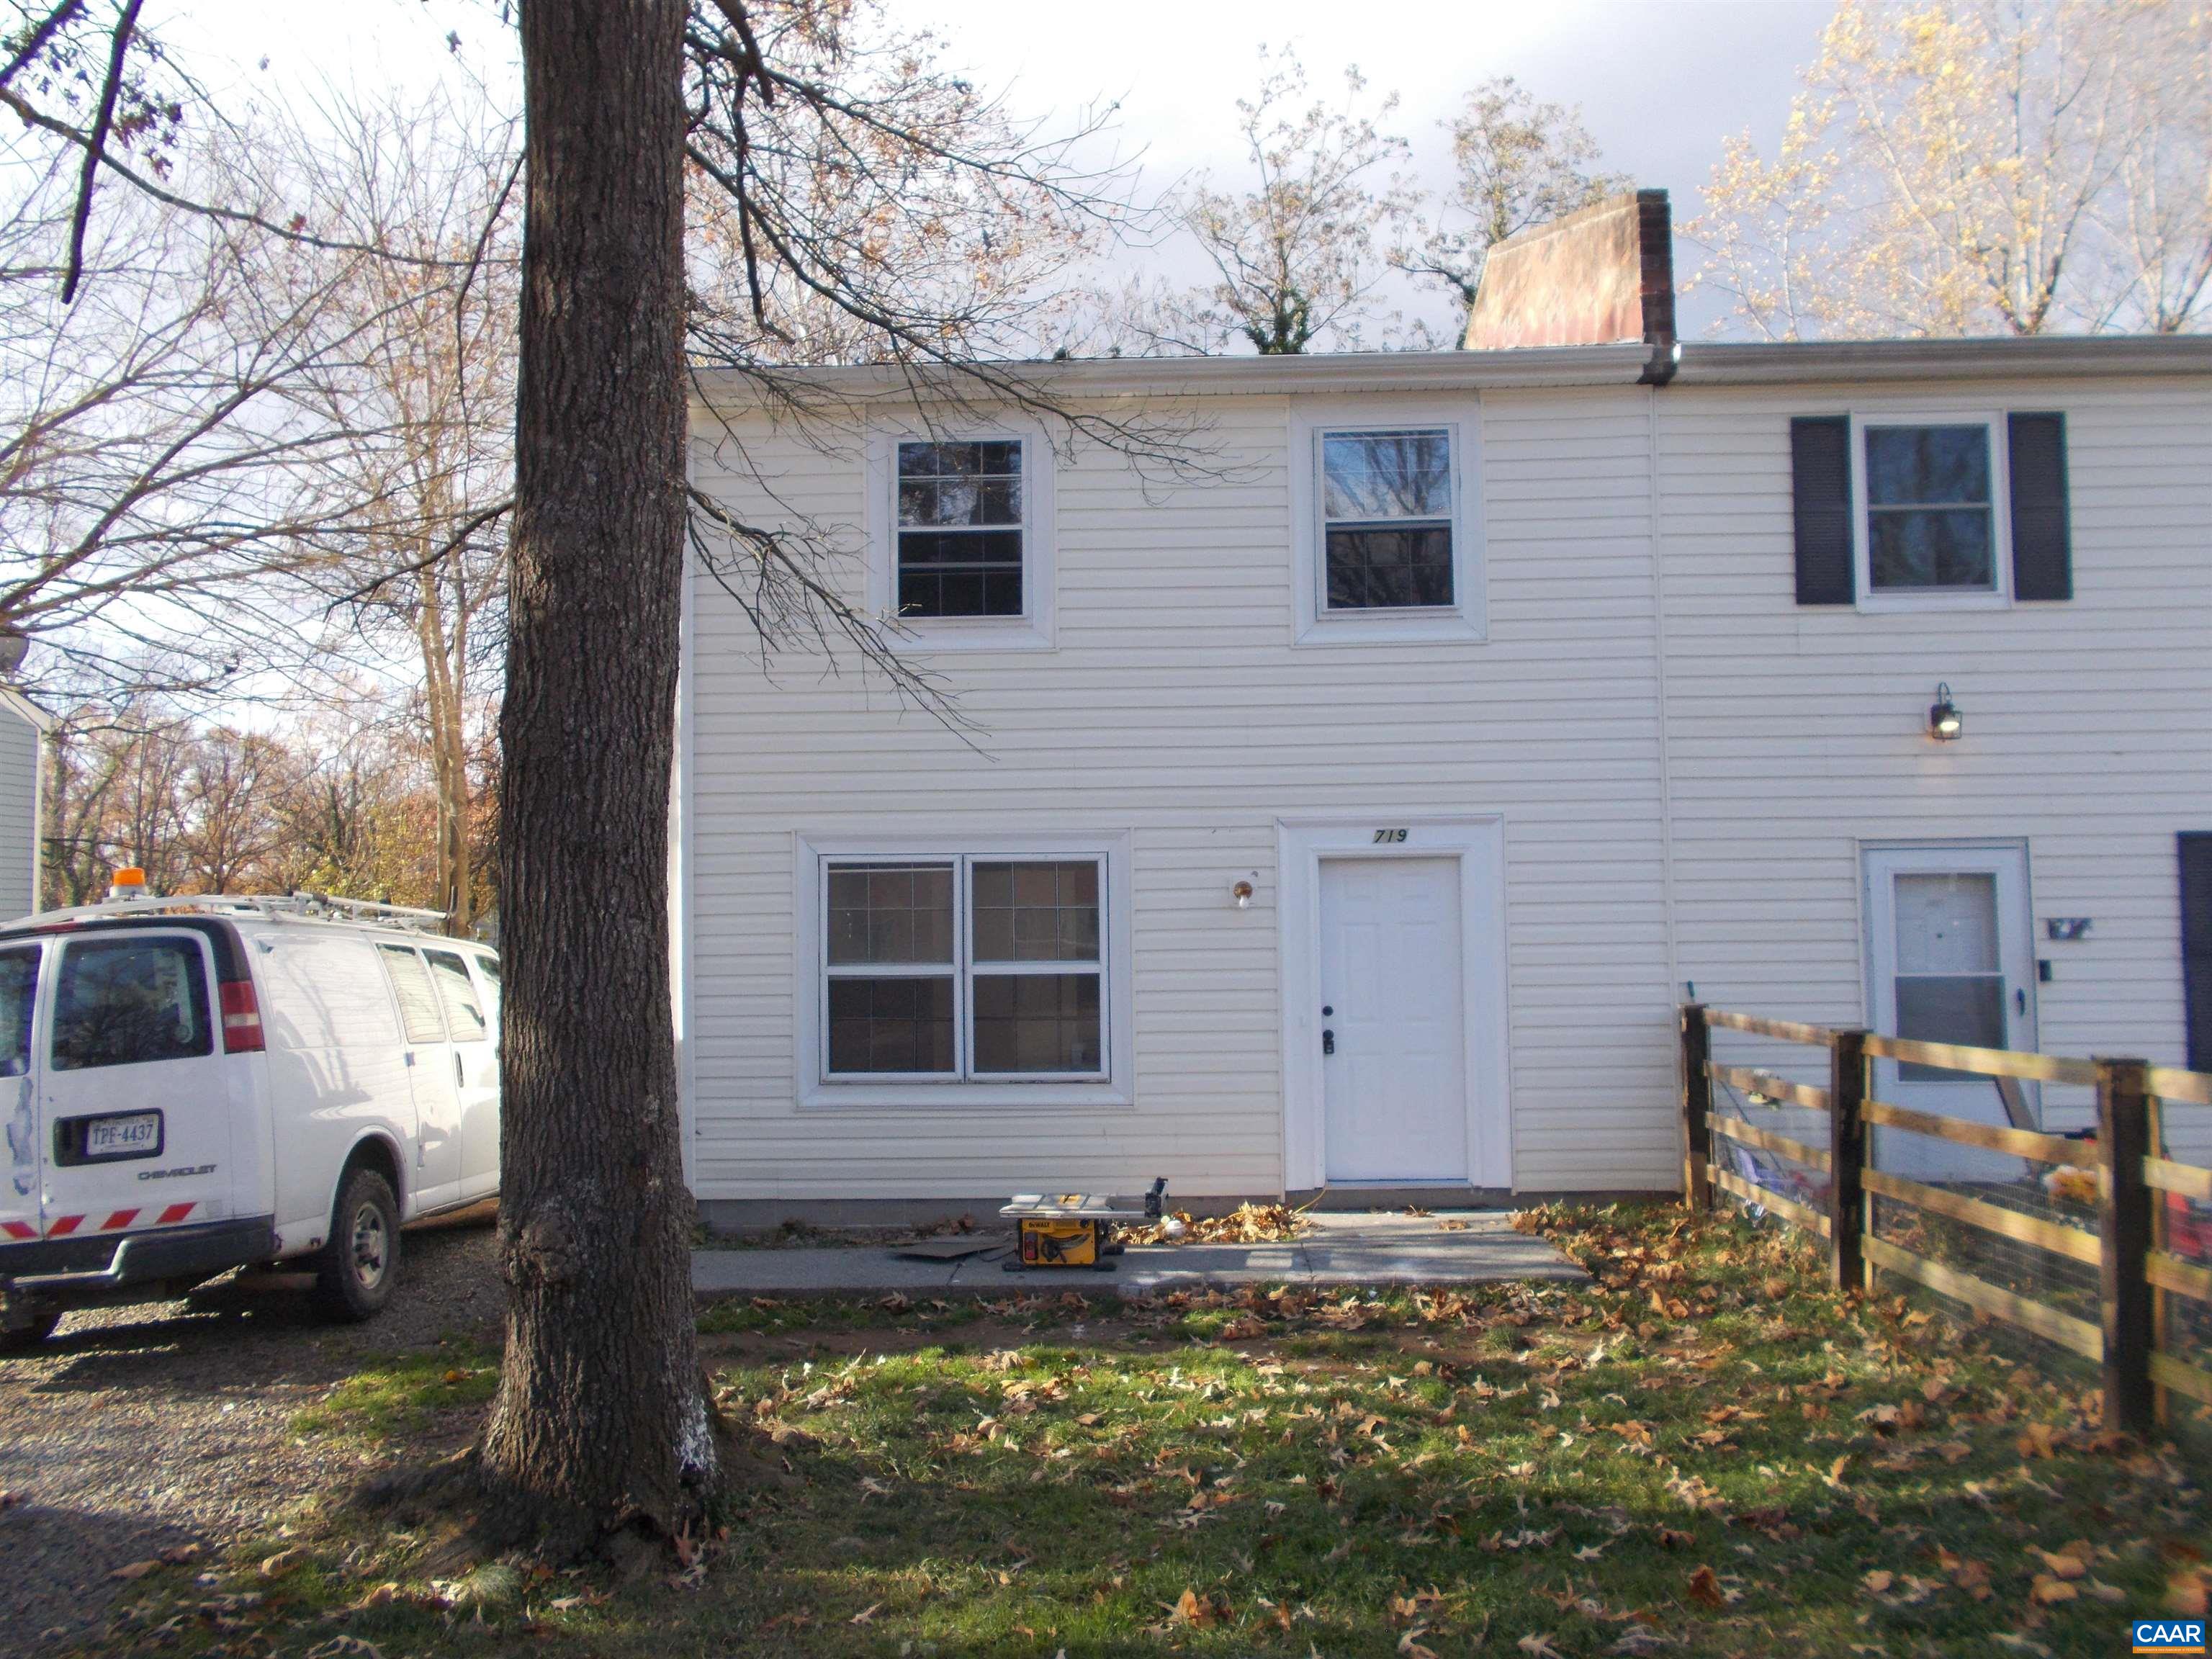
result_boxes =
[477,0,713,1553]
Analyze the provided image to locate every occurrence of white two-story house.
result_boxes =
[675,199,2212,1224]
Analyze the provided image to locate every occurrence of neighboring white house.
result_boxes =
[0,686,49,923]
[675,217,2212,1222]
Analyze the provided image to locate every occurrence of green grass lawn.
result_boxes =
[86,1204,2211,1658]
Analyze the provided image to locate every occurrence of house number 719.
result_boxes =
[1372,828,1408,843]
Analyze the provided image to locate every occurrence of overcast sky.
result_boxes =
[163,0,1838,338]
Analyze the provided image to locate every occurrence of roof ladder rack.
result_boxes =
[3,891,452,935]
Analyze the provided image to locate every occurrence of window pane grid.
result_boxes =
[896,439,1024,619]
[1863,422,1997,593]
[822,854,1107,1082]
[1320,427,1455,612]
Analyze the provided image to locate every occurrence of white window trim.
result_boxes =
[1849,409,2014,613]
[863,420,1057,652]
[1289,400,1485,645]
[794,831,1133,1108]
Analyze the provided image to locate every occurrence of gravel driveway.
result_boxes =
[0,1209,503,1656]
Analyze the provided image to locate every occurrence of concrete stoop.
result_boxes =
[691,1210,1586,1298]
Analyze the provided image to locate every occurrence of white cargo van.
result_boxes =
[0,887,500,1351]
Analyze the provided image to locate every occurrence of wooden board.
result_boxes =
[1709,1113,1831,1172]
[2146,1249,2212,1305]
[2146,1158,2212,1200]
[1862,1168,2100,1266]
[2151,1351,2212,1406]
[1858,1034,2100,1086]
[2148,1066,2212,1107]
[894,1237,1009,1260]
[1707,1063,1830,1112]
[1863,1236,2103,1360]
[1710,1164,1831,1237]
[1702,1010,1836,1048]
[1862,1099,2096,1168]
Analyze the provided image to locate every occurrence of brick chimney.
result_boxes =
[1461,188,1676,377]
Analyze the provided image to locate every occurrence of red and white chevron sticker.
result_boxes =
[1,1202,196,1240]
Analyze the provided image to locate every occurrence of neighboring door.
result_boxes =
[1863,845,2036,1182]
[37,930,234,1238]
[422,947,498,1200]
[1319,857,1469,1183]
[374,943,462,1213]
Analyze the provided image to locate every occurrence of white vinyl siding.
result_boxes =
[1657,375,2212,1146]
[0,706,40,921]
[685,383,1671,1199]
[681,364,2212,1201]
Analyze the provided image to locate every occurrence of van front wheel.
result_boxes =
[313,1166,400,1323]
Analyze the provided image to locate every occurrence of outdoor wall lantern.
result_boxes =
[1928,683,1963,742]
[1231,878,1255,909]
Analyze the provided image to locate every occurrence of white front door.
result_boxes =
[1319,857,1469,1183]
[1864,845,2037,1181]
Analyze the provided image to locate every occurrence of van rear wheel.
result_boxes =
[313,1166,400,1323]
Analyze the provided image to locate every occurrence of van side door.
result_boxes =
[0,944,42,1242]
[373,944,462,1213]
[423,949,498,1200]
[37,931,233,1240]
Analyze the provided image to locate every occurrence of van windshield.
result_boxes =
[51,936,213,1071]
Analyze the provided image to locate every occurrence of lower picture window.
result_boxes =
[822,854,1107,1082]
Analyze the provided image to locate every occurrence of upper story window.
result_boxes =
[896,441,1024,618]
[1321,428,1455,610]
[1791,409,2072,610]
[1292,406,1485,646]
[1861,420,2000,595]
[868,424,1056,651]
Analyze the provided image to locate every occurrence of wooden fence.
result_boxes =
[1679,1002,2212,1434]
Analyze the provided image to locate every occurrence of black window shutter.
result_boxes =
[2184,833,2212,1073]
[1790,415,1853,605]
[2007,412,2072,601]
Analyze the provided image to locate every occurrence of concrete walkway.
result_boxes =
[691,1211,1586,1298]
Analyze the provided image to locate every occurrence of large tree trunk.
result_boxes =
[477,0,713,1554]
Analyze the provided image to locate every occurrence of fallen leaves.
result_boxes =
[1935,1547,1994,1601]
[2032,1545,2089,1580]
[1163,1586,1231,1629]
[1684,1565,1727,1608]
[2171,1565,2210,1618]
[1126,1202,1305,1245]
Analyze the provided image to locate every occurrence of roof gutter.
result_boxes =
[686,343,1653,409]
[1671,335,2212,385]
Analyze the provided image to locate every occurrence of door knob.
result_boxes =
[2015,986,2027,1015]
[1322,1030,1335,1056]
